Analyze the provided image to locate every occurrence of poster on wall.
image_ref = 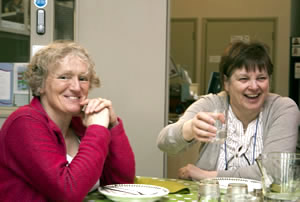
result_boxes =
[0,63,29,107]
[0,63,13,106]
[295,62,300,79]
[291,37,300,57]
[14,63,28,94]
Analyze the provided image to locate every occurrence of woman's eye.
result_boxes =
[58,75,70,80]
[239,78,248,81]
[257,77,267,81]
[79,76,89,81]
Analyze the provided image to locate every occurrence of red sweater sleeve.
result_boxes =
[2,115,111,201]
[100,118,136,185]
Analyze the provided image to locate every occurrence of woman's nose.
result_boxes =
[69,77,80,90]
[248,80,258,89]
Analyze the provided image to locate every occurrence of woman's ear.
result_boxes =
[39,87,45,95]
[38,81,46,95]
[223,75,229,91]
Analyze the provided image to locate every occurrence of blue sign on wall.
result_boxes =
[34,0,47,8]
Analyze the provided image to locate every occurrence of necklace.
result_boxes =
[224,118,259,170]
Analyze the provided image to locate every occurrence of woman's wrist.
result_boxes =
[206,170,218,178]
[182,120,195,142]
[108,120,119,129]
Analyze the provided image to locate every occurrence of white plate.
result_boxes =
[216,177,262,193]
[99,184,169,202]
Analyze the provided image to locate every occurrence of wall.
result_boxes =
[171,0,291,96]
[75,0,169,177]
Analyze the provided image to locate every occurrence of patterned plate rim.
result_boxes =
[215,177,262,191]
[98,184,169,199]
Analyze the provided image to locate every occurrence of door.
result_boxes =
[171,18,197,82]
[167,18,198,178]
[202,18,276,93]
[30,0,75,51]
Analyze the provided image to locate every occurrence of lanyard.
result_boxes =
[224,118,259,170]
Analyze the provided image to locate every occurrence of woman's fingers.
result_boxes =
[81,97,118,126]
[93,99,111,113]
[95,98,118,125]
[211,111,226,123]
[178,164,196,180]
[178,167,189,179]
[82,98,111,114]
[191,112,218,142]
[83,108,110,128]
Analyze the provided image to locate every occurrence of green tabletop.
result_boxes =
[84,176,199,202]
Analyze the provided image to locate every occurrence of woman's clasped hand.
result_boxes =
[81,98,118,128]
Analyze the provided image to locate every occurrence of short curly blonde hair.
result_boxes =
[25,40,100,96]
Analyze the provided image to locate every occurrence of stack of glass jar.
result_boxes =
[198,179,263,202]
[198,179,220,202]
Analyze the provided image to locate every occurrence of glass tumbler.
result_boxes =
[256,152,300,201]
[224,183,259,202]
[211,108,227,144]
[198,178,220,202]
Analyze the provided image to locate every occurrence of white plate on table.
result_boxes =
[98,184,169,202]
[216,177,262,193]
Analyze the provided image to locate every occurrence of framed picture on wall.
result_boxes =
[13,63,29,106]
[14,63,28,94]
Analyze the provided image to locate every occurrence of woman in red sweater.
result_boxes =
[0,41,135,201]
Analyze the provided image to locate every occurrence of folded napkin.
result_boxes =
[134,176,190,194]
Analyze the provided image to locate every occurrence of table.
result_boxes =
[84,176,199,202]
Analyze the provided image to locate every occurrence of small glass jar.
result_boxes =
[223,194,260,202]
[224,183,259,202]
[227,183,248,195]
[198,178,220,202]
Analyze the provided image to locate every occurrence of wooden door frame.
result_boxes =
[201,17,278,93]
[171,17,198,82]
[167,18,199,178]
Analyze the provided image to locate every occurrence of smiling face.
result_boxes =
[40,55,90,120]
[224,67,270,119]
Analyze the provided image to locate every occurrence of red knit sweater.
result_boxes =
[0,97,135,201]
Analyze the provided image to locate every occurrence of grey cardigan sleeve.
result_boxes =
[218,94,300,180]
[157,93,227,154]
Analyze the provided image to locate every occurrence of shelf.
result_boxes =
[0,107,18,118]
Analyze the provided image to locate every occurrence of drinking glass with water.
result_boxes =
[211,108,227,144]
